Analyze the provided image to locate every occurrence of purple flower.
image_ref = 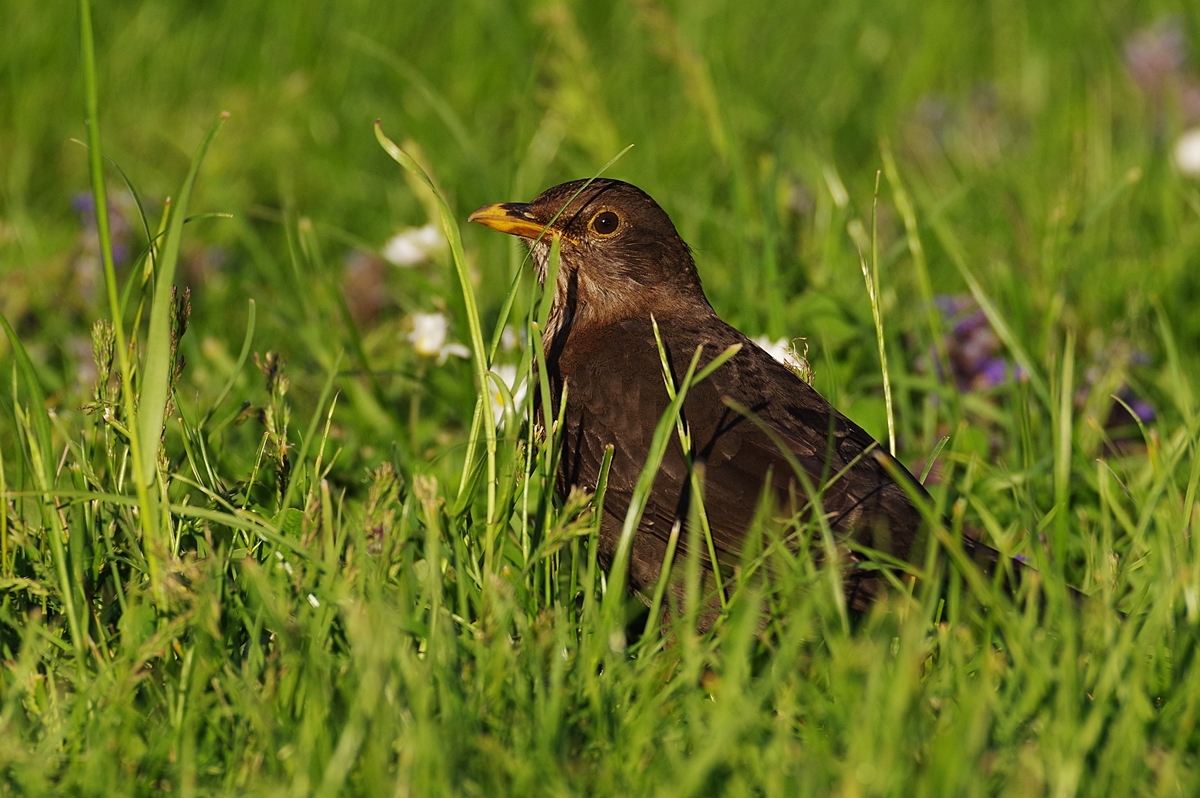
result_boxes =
[922,296,1016,391]
[934,294,971,318]
[977,358,1009,388]
[1112,385,1156,426]
[952,309,990,338]
[1124,20,1187,97]
[1130,400,1156,424]
[71,192,95,216]
[918,296,1157,443]
[70,190,134,266]
[1123,18,1200,127]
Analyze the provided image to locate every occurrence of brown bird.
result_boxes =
[470,178,1025,614]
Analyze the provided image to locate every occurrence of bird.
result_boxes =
[469,178,1033,617]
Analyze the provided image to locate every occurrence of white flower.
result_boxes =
[753,336,791,365]
[408,312,448,356]
[407,312,471,363]
[1174,128,1200,177]
[382,223,445,266]
[752,335,814,385]
[501,325,523,352]
[489,363,528,426]
[440,343,472,362]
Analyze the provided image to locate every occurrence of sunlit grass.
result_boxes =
[2,0,1200,794]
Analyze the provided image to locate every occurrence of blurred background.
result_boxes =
[2,0,1198,482]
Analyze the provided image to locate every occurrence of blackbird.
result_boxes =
[470,178,1027,613]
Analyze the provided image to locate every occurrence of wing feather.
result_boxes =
[550,312,927,596]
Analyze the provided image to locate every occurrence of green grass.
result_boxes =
[3,0,1200,794]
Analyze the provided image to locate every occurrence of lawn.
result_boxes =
[2,0,1200,794]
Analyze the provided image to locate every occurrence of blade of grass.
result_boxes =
[1052,331,1075,575]
[599,341,704,647]
[0,313,53,482]
[0,435,6,575]
[77,0,155,579]
[1155,301,1195,425]
[873,454,1016,624]
[720,397,849,632]
[0,311,85,657]
[375,122,498,530]
[137,112,228,489]
[857,170,896,455]
[200,299,257,430]
[880,139,958,416]
[651,318,732,607]
[279,350,344,513]
[76,78,226,598]
[920,436,951,484]
[599,337,741,643]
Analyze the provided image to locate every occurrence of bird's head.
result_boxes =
[469,179,708,332]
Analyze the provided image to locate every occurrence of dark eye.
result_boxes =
[590,211,621,236]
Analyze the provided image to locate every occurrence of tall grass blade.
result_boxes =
[375,122,498,525]
[858,170,895,455]
[200,298,256,429]
[1,313,86,656]
[599,337,740,642]
[0,312,53,480]
[136,112,227,489]
[880,139,954,401]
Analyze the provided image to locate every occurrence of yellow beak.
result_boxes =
[467,202,546,239]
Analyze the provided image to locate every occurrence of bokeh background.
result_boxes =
[4,1,1199,474]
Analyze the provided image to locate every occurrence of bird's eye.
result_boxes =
[590,211,621,236]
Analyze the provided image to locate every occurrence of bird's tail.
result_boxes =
[958,533,1089,606]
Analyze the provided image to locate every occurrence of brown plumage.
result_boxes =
[470,178,1023,612]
